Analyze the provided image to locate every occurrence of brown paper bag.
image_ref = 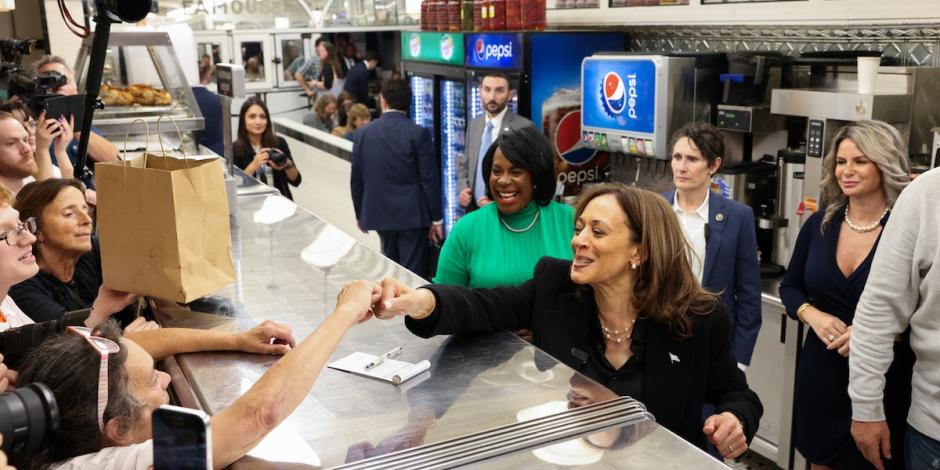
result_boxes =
[95,118,234,303]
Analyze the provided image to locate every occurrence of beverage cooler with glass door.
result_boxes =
[401,32,467,236]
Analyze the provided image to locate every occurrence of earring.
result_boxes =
[630,262,638,270]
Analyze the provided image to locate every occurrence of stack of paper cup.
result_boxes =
[857,56,880,94]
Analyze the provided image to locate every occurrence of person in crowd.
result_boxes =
[0,101,75,182]
[779,120,914,470]
[294,37,325,101]
[311,41,345,98]
[849,169,940,469]
[0,111,43,194]
[245,56,264,82]
[331,103,371,141]
[303,94,338,133]
[372,183,762,457]
[434,126,573,288]
[351,78,442,279]
[9,179,139,326]
[234,96,302,200]
[11,279,377,470]
[664,123,761,369]
[336,91,355,128]
[0,183,38,332]
[191,63,224,156]
[35,55,119,182]
[460,72,533,211]
[343,51,379,106]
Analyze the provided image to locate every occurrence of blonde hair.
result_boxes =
[819,120,911,233]
[574,183,719,338]
[0,184,13,207]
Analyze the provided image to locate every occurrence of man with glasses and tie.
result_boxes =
[459,72,534,211]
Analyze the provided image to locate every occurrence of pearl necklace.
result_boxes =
[844,204,888,233]
[600,318,636,344]
[498,210,540,233]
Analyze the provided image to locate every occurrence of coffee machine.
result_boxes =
[714,52,790,276]
[770,58,940,267]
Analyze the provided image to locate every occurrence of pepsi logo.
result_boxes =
[475,38,486,61]
[602,72,627,115]
[555,110,597,166]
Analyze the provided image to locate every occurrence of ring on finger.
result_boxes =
[827,334,835,341]
[728,444,735,453]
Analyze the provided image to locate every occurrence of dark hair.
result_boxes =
[668,122,725,167]
[314,37,324,47]
[234,96,279,158]
[198,63,213,83]
[11,321,141,469]
[364,50,379,63]
[481,71,511,88]
[574,184,719,338]
[320,41,345,80]
[381,78,411,112]
[482,126,556,206]
[14,179,88,259]
[0,99,34,120]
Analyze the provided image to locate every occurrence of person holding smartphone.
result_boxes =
[233,96,302,200]
[11,280,378,470]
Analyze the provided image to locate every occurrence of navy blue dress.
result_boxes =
[780,208,914,469]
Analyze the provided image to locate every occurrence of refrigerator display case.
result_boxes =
[439,79,466,235]
[74,31,204,145]
[409,74,436,137]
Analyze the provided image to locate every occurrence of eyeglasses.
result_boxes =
[66,326,121,431]
[0,217,36,247]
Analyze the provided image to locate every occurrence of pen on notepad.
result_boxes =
[364,346,402,370]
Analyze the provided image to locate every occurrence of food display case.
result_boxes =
[74,31,204,148]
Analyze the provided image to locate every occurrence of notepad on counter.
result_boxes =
[328,351,431,385]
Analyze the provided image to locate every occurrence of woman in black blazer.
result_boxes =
[234,96,302,200]
[373,183,763,458]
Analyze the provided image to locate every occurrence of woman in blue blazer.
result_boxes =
[663,123,762,368]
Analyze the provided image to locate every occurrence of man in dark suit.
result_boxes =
[459,72,535,211]
[343,51,378,106]
[351,78,443,279]
[191,63,224,156]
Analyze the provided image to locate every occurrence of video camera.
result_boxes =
[0,38,77,119]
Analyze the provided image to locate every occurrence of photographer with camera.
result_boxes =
[35,56,119,180]
[0,101,76,184]
[234,96,301,200]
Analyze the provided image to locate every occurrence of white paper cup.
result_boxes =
[857,56,880,94]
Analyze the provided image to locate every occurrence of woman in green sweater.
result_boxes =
[434,126,573,288]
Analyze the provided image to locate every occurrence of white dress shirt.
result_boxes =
[673,192,709,283]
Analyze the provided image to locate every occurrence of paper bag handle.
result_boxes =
[156,114,193,168]
[121,118,151,162]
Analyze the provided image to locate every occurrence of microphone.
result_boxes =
[704,223,711,242]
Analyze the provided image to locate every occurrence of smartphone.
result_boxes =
[152,405,212,470]
[42,94,86,130]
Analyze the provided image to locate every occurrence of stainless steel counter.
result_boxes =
[157,173,732,469]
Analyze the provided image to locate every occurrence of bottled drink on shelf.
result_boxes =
[421,0,429,30]
[473,0,485,31]
[522,0,546,30]
[447,0,461,31]
[482,0,492,31]
[461,0,474,31]
[505,0,522,30]
[490,0,506,31]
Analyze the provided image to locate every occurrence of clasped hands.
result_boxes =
[333,278,435,325]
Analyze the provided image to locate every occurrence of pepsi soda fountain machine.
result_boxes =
[580,54,695,160]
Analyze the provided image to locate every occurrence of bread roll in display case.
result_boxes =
[74,31,204,149]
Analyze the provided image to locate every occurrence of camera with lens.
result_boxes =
[0,383,59,455]
[268,148,288,167]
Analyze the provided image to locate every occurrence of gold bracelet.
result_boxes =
[796,303,812,323]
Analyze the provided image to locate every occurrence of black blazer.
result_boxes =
[407,257,763,450]
[351,111,442,230]
[233,136,302,200]
[342,62,370,105]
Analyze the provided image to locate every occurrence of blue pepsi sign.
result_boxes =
[464,33,524,70]
[581,58,656,135]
